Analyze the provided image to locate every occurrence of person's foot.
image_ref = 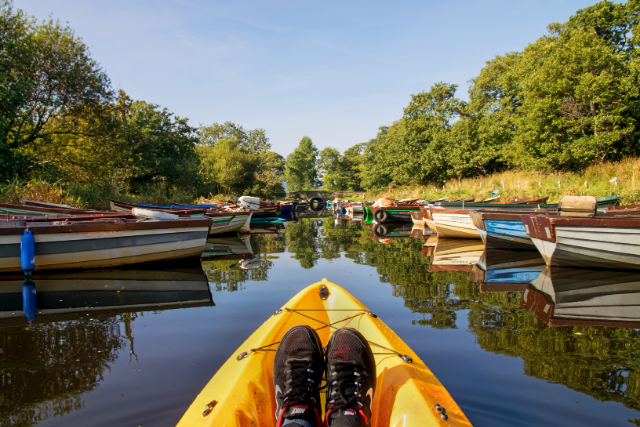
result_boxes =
[324,328,376,427]
[273,325,324,427]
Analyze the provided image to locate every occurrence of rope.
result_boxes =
[236,307,412,363]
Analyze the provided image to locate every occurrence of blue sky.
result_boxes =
[16,0,610,156]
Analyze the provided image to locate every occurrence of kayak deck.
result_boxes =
[177,279,471,426]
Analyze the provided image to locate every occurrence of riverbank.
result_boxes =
[361,158,640,205]
[0,180,196,210]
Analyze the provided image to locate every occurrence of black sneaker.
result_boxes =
[273,325,324,427]
[325,328,376,427]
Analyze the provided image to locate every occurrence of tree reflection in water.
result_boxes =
[11,215,626,422]
[320,217,640,415]
[0,317,126,426]
[202,233,284,291]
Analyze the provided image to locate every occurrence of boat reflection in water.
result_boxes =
[522,267,640,327]
[202,235,253,259]
[470,249,546,293]
[0,264,213,325]
[428,237,484,272]
[249,221,286,235]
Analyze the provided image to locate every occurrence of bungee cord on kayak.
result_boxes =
[177,280,471,427]
[236,307,413,364]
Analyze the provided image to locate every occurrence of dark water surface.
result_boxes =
[2,213,640,426]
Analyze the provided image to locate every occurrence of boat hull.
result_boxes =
[531,225,640,269]
[484,219,535,250]
[0,222,210,272]
[177,280,471,427]
[207,213,250,235]
[372,208,420,223]
[432,212,480,239]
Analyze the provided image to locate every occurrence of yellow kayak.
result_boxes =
[177,279,472,427]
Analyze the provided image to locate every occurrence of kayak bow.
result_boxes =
[177,279,471,426]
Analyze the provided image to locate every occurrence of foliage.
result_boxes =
[0,1,111,156]
[349,0,640,191]
[197,138,258,196]
[199,121,271,154]
[197,122,284,198]
[1,2,285,202]
[284,136,319,192]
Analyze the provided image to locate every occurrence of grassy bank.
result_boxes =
[0,179,196,210]
[359,158,640,205]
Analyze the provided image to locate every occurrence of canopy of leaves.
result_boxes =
[350,0,640,190]
[284,136,319,192]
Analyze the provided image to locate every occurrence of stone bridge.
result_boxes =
[287,190,367,202]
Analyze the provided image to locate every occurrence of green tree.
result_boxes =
[318,145,363,191]
[318,147,343,190]
[1,3,111,153]
[0,1,111,181]
[251,150,285,198]
[198,138,258,195]
[358,127,392,190]
[198,122,271,154]
[284,136,319,191]
[512,22,638,170]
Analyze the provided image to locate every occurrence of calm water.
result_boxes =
[2,212,640,426]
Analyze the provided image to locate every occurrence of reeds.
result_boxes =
[0,179,196,210]
[366,158,640,204]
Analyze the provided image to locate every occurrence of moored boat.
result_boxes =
[522,213,640,270]
[0,202,109,217]
[431,195,622,240]
[470,211,539,250]
[0,216,212,272]
[109,199,250,235]
[370,198,423,224]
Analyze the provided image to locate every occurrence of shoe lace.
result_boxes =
[326,362,367,423]
[283,360,318,407]
[277,360,322,427]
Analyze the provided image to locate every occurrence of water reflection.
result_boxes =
[0,314,125,426]
[471,250,545,293]
[0,264,213,325]
[429,238,484,272]
[523,267,640,327]
[0,264,212,426]
[5,213,640,426]
[22,278,37,322]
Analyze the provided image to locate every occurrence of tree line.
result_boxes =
[0,1,285,200]
[5,0,639,198]
[310,0,640,191]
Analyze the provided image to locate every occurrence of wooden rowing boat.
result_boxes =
[522,214,640,270]
[109,199,250,235]
[0,216,212,272]
[0,202,106,217]
[431,195,622,240]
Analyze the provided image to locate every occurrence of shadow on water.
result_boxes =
[3,213,640,426]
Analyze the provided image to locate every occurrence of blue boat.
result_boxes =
[470,195,622,251]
